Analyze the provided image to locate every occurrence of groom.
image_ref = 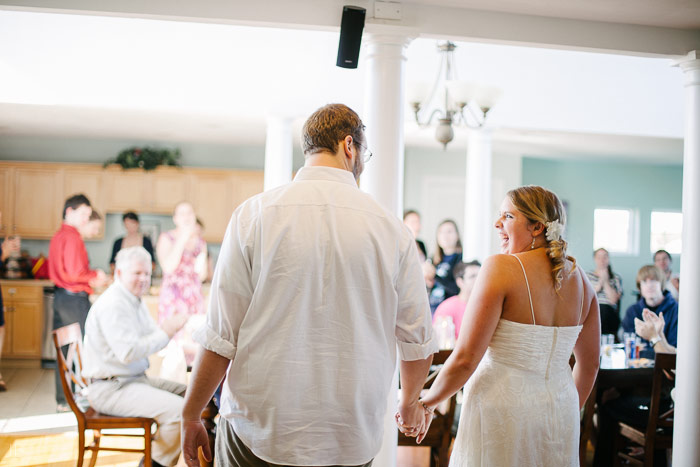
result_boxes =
[181,103,437,466]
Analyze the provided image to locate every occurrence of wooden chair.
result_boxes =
[579,380,598,467]
[615,353,675,467]
[53,323,157,467]
[398,350,457,467]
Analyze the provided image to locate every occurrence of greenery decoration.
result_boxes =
[104,146,181,170]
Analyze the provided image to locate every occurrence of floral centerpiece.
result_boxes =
[104,146,181,170]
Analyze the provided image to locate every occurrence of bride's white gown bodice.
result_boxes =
[450,256,583,467]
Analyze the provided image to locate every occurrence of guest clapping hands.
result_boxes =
[634,309,676,354]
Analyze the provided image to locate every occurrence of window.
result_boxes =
[650,211,682,254]
[593,208,637,254]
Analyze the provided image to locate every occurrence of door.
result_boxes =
[12,168,63,238]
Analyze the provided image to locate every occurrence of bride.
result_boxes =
[404,185,600,466]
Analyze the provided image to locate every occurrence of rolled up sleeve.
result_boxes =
[395,230,438,361]
[195,207,255,361]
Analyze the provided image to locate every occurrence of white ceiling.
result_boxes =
[0,5,691,164]
[416,0,700,29]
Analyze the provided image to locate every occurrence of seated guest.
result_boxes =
[635,308,676,354]
[653,249,679,301]
[403,209,427,261]
[622,265,678,359]
[82,247,187,467]
[432,260,481,339]
[425,219,463,314]
[587,248,623,339]
[594,298,676,467]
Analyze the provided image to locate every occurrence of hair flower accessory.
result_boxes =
[545,219,564,242]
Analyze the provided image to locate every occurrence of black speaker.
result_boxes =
[336,6,366,69]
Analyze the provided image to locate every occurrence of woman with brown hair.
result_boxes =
[587,248,623,338]
[403,185,600,466]
[424,219,463,315]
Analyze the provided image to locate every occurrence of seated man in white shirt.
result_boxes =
[82,246,187,467]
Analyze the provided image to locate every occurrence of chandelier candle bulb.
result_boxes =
[409,41,501,148]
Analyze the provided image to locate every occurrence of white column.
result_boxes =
[361,33,412,467]
[263,116,293,191]
[463,128,493,262]
[360,34,411,216]
[673,50,700,466]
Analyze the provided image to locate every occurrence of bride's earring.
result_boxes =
[531,237,536,249]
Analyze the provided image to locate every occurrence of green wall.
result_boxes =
[522,156,683,312]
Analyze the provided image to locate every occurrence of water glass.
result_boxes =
[623,332,636,362]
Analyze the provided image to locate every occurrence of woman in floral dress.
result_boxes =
[157,201,208,366]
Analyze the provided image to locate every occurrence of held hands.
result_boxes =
[395,399,435,444]
[181,419,211,467]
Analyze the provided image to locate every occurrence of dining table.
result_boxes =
[579,346,655,466]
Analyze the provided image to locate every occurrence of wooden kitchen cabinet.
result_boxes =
[189,172,235,244]
[103,167,148,212]
[63,167,106,238]
[146,168,190,214]
[0,166,11,237]
[2,166,63,239]
[0,161,264,243]
[188,169,263,243]
[1,283,43,359]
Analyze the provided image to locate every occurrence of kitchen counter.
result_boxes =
[0,279,54,287]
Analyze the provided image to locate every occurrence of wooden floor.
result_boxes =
[0,367,434,466]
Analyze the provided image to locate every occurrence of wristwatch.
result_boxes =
[649,336,662,347]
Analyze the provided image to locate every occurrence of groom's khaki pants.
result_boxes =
[87,375,186,466]
[215,416,374,467]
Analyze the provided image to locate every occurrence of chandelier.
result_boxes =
[409,41,501,148]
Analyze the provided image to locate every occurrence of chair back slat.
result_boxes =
[644,352,676,452]
[52,323,88,421]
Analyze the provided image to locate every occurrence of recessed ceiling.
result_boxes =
[413,0,700,29]
[0,8,688,164]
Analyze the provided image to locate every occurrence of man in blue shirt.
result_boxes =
[622,264,678,359]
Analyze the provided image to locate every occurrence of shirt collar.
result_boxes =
[293,166,358,187]
[114,280,142,307]
[61,223,80,235]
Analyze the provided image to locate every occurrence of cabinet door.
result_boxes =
[189,173,233,244]
[9,301,42,358]
[1,303,12,356]
[147,168,189,214]
[64,168,105,215]
[104,169,147,212]
[232,171,264,209]
[0,166,12,237]
[12,168,63,238]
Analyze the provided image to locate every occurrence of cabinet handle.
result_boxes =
[8,288,16,295]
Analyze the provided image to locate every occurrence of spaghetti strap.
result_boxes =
[577,266,585,325]
[512,255,536,325]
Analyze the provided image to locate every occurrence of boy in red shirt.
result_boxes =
[49,194,107,411]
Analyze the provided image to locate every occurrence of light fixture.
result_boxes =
[409,41,501,149]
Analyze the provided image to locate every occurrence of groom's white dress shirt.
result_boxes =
[195,166,436,466]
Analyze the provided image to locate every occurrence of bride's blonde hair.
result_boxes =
[507,185,576,292]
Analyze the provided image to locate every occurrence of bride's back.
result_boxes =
[500,248,589,327]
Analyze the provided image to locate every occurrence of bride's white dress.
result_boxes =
[449,256,583,467]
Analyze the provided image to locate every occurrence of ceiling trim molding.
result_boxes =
[1,0,699,57]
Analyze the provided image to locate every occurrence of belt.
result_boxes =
[55,287,88,297]
[90,376,118,383]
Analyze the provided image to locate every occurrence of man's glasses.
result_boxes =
[356,142,373,163]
